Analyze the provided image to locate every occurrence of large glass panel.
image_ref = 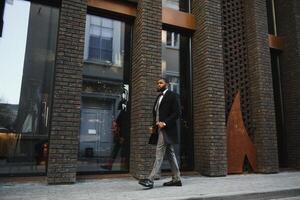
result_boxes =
[0,1,58,175]
[0,1,4,37]
[161,30,193,171]
[266,0,276,35]
[78,14,131,173]
[162,0,190,12]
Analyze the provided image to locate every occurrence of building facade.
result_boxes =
[0,0,299,184]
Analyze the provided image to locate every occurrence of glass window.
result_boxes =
[102,18,113,28]
[161,30,194,171]
[167,75,180,94]
[266,0,277,35]
[0,1,4,37]
[166,32,180,49]
[84,15,124,67]
[0,1,58,175]
[166,31,172,46]
[78,15,131,173]
[162,0,179,10]
[162,0,190,12]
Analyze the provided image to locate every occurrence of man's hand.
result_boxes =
[149,127,154,134]
[156,122,166,129]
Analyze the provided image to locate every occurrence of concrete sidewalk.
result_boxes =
[1,171,300,200]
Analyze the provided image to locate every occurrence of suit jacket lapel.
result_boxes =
[159,90,170,109]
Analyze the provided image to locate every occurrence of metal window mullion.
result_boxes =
[85,15,90,60]
[99,18,103,60]
[271,0,277,36]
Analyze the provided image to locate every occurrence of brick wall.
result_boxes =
[243,0,279,173]
[47,0,87,184]
[130,0,162,179]
[276,0,300,169]
[191,0,227,176]
[222,0,252,138]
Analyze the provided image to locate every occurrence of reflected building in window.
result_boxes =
[162,30,180,95]
[161,29,193,170]
[162,0,190,12]
[78,15,131,173]
[0,1,59,175]
[163,0,179,10]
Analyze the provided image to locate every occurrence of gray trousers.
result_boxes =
[148,129,181,181]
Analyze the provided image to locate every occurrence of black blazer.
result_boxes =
[149,90,181,145]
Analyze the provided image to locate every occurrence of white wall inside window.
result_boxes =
[0,1,30,104]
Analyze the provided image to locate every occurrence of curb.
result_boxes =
[185,188,300,200]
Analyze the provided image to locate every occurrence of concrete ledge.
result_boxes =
[186,189,300,200]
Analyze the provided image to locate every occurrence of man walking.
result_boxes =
[138,78,182,189]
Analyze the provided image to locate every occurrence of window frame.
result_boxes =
[84,14,126,67]
[84,15,114,64]
[166,31,180,49]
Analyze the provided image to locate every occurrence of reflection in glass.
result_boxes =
[162,0,179,10]
[162,30,193,171]
[162,30,180,170]
[78,15,130,173]
[166,32,180,49]
[0,1,58,175]
[162,0,190,12]
[84,15,124,67]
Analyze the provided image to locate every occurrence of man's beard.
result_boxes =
[157,86,166,92]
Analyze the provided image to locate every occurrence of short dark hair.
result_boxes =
[158,77,169,84]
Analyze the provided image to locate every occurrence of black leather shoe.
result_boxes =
[163,180,182,186]
[138,179,154,188]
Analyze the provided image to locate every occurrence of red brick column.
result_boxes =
[130,0,162,179]
[192,0,227,176]
[47,0,87,184]
[244,0,279,173]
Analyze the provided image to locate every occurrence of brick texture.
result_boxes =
[47,0,87,184]
[275,0,300,169]
[191,0,227,176]
[222,0,252,138]
[243,0,279,173]
[130,0,162,179]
